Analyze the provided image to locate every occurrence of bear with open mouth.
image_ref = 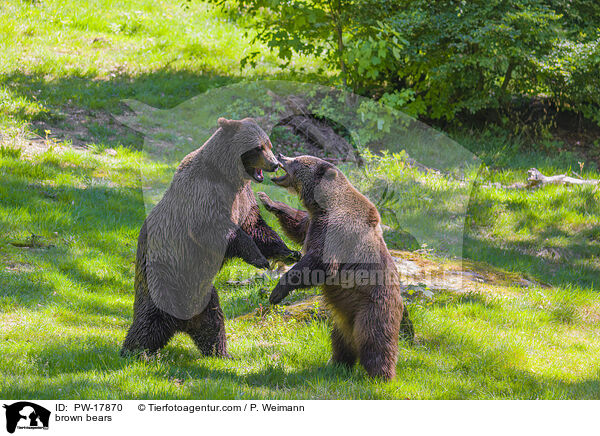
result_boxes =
[259,154,409,380]
[121,118,300,358]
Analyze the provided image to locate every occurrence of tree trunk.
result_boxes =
[329,0,347,88]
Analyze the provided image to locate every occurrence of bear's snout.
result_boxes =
[266,159,279,172]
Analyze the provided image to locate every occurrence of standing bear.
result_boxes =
[121,118,300,357]
[258,154,407,380]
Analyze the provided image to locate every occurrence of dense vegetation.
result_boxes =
[226,0,600,134]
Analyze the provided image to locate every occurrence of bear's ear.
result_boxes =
[323,167,337,181]
[217,117,240,131]
[367,205,380,227]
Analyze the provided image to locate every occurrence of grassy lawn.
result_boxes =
[1,0,599,399]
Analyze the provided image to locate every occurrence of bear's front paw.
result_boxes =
[269,286,287,305]
[287,250,302,264]
[257,192,275,211]
[254,255,270,270]
[273,250,302,265]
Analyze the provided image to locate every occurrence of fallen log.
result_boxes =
[483,168,599,190]
[281,114,356,161]
[525,168,599,188]
[267,90,357,162]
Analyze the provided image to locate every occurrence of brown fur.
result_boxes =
[260,155,406,380]
[121,119,300,357]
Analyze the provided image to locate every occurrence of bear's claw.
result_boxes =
[257,192,275,211]
[269,286,286,305]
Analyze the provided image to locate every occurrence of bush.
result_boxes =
[220,0,600,127]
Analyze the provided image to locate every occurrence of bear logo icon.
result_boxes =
[3,402,50,434]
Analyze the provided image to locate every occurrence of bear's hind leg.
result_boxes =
[354,303,400,380]
[330,325,357,370]
[121,304,178,356]
[399,305,415,344]
[185,287,229,357]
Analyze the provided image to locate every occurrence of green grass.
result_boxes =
[1,138,599,399]
[1,0,600,400]
[0,0,319,137]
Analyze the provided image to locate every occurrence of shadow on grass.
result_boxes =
[0,158,144,312]
[463,235,600,291]
[3,303,599,399]
[142,323,600,399]
[464,183,600,291]
[2,68,599,399]
[2,69,236,149]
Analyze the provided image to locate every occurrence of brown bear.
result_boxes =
[258,154,408,380]
[121,118,300,357]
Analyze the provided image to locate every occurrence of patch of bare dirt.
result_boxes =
[0,314,23,333]
[580,305,600,324]
[29,105,140,149]
[4,262,35,273]
[235,250,547,326]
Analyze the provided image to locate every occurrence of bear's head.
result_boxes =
[271,154,345,213]
[217,117,279,183]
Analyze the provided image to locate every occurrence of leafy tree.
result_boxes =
[218,0,600,126]
[227,0,393,88]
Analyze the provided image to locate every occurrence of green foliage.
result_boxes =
[540,37,600,125]
[384,0,561,120]
[224,0,600,126]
